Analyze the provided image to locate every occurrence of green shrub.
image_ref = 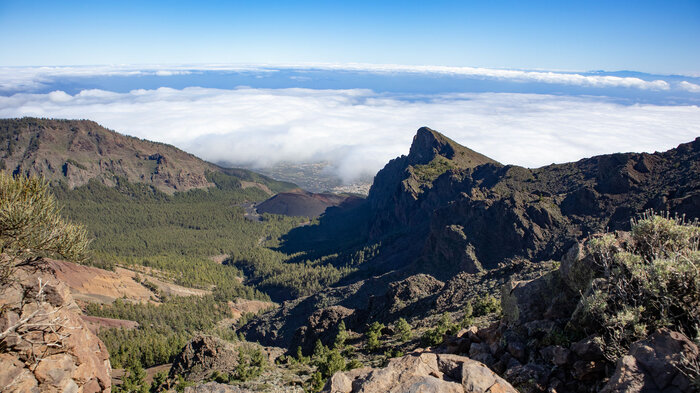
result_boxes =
[573,211,700,360]
[460,302,474,327]
[394,318,412,343]
[421,313,458,346]
[0,173,89,286]
[334,320,349,349]
[473,295,501,317]
[365,321,385,352]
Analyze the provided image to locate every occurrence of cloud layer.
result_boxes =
[1,86,699,184]
[2,64,699,94]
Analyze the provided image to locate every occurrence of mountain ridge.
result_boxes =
[0,117,296,194]
[242,128,700,351]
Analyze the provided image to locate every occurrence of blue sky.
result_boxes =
[1,1,699,186]
[1,0,699,74]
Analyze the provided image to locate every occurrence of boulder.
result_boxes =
[170,335,284,382]
[600,329,699,393]
[539,345,572,367]
[571,336,606,361]
[322,352,517,393]
[170,335,241,381]
[501,270,568,325]
[291,305,355,353]
[0,264,112,393]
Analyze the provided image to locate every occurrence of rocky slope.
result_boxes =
[242,127,700,352]
[0,117,295,194]
[365,127,699,278]
[0,262,112,392]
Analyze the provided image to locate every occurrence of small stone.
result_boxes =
[571,360,604,381]
[540,345,572,366]
[507,341,526,362]
[571,336,605,361]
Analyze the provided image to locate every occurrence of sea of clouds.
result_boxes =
[0,65,698,184]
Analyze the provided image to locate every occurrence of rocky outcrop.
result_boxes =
[170,335,242,382]
[0,265,112,393]
[600,329,699,393]
[364,128,699,277]
[241,259,559,352]
[322,352,517,393]
[291,306,355,353]
[169,335,284,382]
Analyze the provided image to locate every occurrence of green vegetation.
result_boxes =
[56,177,370,299]
[394,318,412,343]
[460,302,474,327]
[421,313,459,346]
[306,338,349,392]
[412,156,455,184]
[207,346,267,383]
[0,173,89,286]
[87,288,260,368]
[114,359,149,393]
[572,212,700,360]
[334,321,349,349]
[365,321,385,352]
[473,295,502,317]
[47,175,382,374]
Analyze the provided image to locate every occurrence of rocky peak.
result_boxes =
[407,127,498,168]
[407,127,455,164]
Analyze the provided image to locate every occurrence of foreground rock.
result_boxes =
[601,328,699,393]
[322,352,517,393]
[0,264,112,393]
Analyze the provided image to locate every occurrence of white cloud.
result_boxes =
[0,63,679,93]
[1,87,698,184]
[680,81,700,93]
[305,63,672,90]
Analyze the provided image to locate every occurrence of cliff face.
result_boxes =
[0,118,293,194]
[0,263,112,393]
[366,127,498,239]
[364,128,700,277]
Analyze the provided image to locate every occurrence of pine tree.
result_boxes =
[365,321,384,352]
[334,320,349,349]
[0,173,89,287]
[395,318,412,343]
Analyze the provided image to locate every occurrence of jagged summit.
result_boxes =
[407,126,498,168]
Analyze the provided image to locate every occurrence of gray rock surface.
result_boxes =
[322,352,517,393]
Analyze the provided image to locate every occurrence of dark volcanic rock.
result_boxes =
[365,128,699,277]
[169,335,283,382]
[291,306,355,353]
[170,335,241,381]
[257,189,357,218]
[243,128,700,367]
